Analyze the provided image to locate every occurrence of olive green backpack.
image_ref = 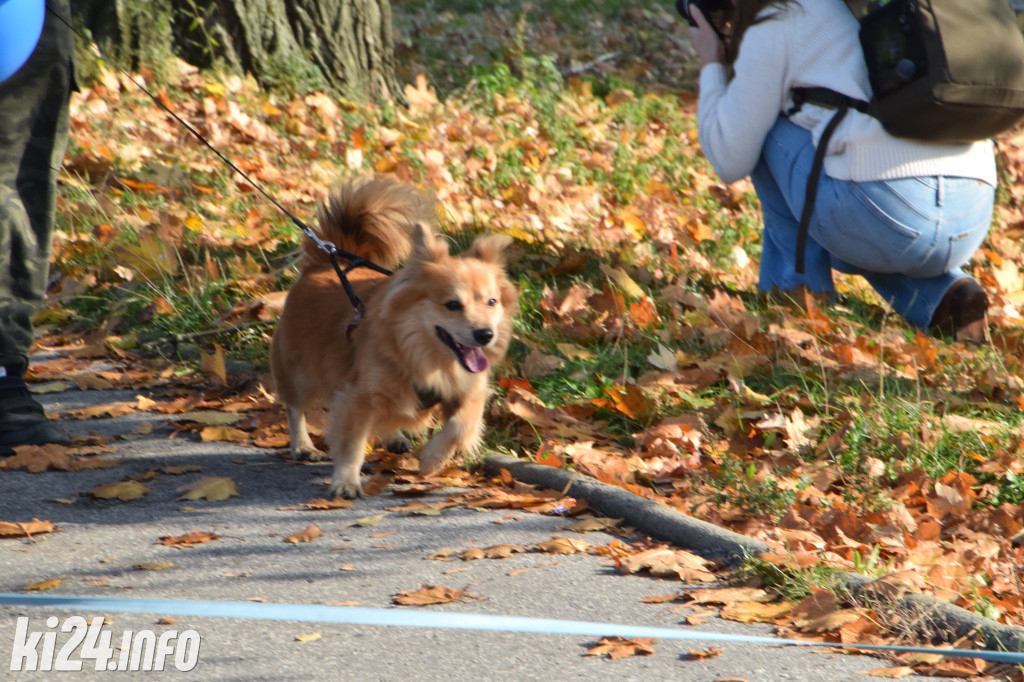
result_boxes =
[790,0,1024,273]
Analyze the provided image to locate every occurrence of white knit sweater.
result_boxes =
[696,0,997,186]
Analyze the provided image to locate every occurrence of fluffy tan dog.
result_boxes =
[270,178,517,498]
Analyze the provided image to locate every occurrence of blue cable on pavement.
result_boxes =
[2,593,1023,665]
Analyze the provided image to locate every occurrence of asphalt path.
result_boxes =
[0,377,969,681]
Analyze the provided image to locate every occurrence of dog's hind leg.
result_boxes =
[286,407,324,460]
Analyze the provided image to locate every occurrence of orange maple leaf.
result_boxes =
[158,530,222,547]
[585,636,656,659]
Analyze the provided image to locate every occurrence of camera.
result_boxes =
[676,0,733,28]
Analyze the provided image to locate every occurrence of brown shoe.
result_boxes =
[928,278,989,344]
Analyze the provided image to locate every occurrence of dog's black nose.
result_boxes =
[473,328,494,345]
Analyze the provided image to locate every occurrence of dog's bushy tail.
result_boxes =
[304,178,436,270]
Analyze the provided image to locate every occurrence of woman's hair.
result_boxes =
[724,0,799,65]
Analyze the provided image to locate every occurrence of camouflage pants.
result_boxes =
[0,0,73,377]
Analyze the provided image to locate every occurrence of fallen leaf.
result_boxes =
[897,652,946,665]
[616,546,716,582]
[585,636,657,659]
[284,525,323,544]
[24,578,62,591]
[520,349,563,379]
[63,402,136,420]
[158,530,221,547]
[362,473,393,496]
[592,383,655,421]
[534,536,592,555]
[199,425,249,443]
[600,264,646,299]
[352,514,386,527]
[404,74,438,114]
[682,646,724,661]
[294,632,322,643]
[862,667,915,678]
[685,587,774,605]
[173,411,244,425]
[556,343,595,361]
[0,519,55,538]
[720,601,793,623]
[160,465,203,475]
[1,444,73,472]
[461,544,526,560]
[647,344,679,371]
[200,346,227,384]
[385,500,455,516]
[790,589,839,628]
[562,517,622,533]
[69,454,123,471]
[91,480,150,501]
[392,584,480,606]
[134,561,175,571]
[115,231,179,280]
[799,609,863,633]
[178,476,239,501]
[283,498,354,511]
[118,421,154,440]
[29,380,72,393]
[390,483,446,496]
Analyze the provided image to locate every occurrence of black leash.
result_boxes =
[46,4,391,318]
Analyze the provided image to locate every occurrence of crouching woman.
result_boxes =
[690,0,996,342]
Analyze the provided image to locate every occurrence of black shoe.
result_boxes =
[928,278,990,344]
[0,375,69,449]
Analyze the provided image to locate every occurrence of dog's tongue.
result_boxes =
[463,347,489,373]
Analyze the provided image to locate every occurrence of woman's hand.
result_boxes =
[689,6,724,67]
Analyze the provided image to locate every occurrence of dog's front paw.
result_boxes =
[328,473,364,499]
[292,444,326,461]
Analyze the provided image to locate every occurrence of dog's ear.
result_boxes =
[464,233,513,264]
[410,223,449,263]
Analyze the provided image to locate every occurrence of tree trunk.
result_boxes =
[71,0,403,105]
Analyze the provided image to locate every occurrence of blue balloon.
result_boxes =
[0,0,46,84]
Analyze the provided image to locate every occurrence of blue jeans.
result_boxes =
[751,118,994,328]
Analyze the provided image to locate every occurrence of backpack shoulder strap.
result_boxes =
[789,87,869,117]
[788,88,868,274]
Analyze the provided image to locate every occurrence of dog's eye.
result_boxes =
[444,300,463,312]
[486,298,497,307]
